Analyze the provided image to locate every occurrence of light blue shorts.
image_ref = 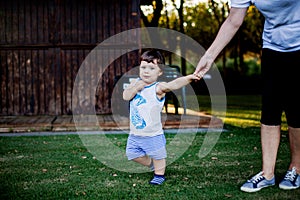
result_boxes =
[126,134,167,160]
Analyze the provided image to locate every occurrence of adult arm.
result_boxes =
[194,7,248,77]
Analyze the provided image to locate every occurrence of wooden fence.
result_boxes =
[0,0,141,115]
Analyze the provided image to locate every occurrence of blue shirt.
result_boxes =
[230,0,300,52]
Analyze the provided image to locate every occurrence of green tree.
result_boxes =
[183,1,263,78]
[140,0,164,27]
[140,0,264,81]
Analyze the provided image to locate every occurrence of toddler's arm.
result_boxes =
[123,79,147,101]
[156,74,200,96]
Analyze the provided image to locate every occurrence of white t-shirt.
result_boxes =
[230,0,300,52]
[129,81,165,136]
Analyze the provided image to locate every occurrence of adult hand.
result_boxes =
[193,54,214,79]
[187,73,201,81]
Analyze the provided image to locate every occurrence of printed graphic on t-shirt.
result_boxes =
[130,93,146,129]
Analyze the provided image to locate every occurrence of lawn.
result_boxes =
[1,95,299,199]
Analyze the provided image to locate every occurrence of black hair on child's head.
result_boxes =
[140,49,165,65]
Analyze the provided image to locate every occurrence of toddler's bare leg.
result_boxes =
[132,156,152,167]
[153,158,166,175]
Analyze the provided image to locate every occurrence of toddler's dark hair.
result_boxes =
[140,49,165,65]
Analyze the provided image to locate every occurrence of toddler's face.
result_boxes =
[139,60,162,85]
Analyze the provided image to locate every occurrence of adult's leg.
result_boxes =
[260,49,283,179]
[284,51,300,174]
[288,127,300,174]
[261,124,281,179]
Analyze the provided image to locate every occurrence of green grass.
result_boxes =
[1,95,299,199]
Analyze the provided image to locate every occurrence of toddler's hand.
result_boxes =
[135,79,147,91]
[188,74,201,81]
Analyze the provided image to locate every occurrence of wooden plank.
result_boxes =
[52,115,74,131]
[61,50,68,114]
[25,50,32,114]
[36,0,42,43]
[77,1,84,43]
[102,1,110,40]
[47,0,55,44]
[55,47,62,115]
[45,48,53,114]
[17,0,25,44]
[84,0,91,43]
[0,116,46,126]
[11,1,18,43]
[39,50,47,114]
[70,49,78,114]
[70,0,78,43]
[18,50,26,114]
[90,49,97,114]
[0,1,5,44]
[70,49,80,115]
[36,51,43,114]
[31,0,37,44]
[114,0,121,35]
[5,28,13,114]
[11,50,18,114]
[4,1,12,43]
[0,51,8,114]
[96,0,103,42]
[60,0,67,42]
[24,0,32,44]
[66,50,73,115]
[0,53,3,114]
[63,49,71,114]
[43,0,49,43]
[89,0,96,43]
[0,112,222,132]
[32,50,39,114]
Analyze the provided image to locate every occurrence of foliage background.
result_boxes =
[140,0,264,94]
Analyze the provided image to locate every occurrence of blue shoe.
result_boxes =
[149,174,165,185]
[240,171,275,192]
[279,167,300,190]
